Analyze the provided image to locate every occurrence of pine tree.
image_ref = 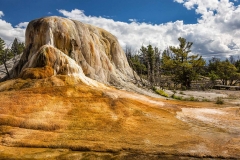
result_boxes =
[140,45,156,86]
[0,37,6,65]
[208,58,240,85]
[11,38,25,56]
[125,46,147,86]
[162,37,205,89]
[11,38,19,56]
[0,38,4,47]
[0,37,10,77]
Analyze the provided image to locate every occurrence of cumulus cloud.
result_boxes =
[2,0,240,60]
[58,9,185,54]
[15,22,29,28]
[0,11,26,46]
[58,4,240,59]
[174,0,240,58]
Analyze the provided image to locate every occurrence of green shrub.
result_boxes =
[155,89,169,97]
[182,96,199,101]
[171,94,182,100]
[179,91,185,95]
[173,90,177,94]
[189,96,195,101]
[201,85,206,91]
[202,98,210,102]
[216,97,224,105]
[181,86,186,91]
[194,98,199,101]
[152,86,157,91]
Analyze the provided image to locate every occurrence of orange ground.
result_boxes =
[0,76,240,159]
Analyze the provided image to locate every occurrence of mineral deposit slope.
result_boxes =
[0,77,240,159]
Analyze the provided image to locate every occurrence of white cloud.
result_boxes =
[58,6,240,59]
[0,11,26,46]
[15,22,29,28]
[58,9,183,52]
[0,11,4,18]
[129,19,137,22]
[174,0,184,3]
[2,0,240,60]
[174,0,240,58]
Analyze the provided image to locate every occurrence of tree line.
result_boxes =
[0,37,25,78]
[126,37,240,90]
[1,36,240,90]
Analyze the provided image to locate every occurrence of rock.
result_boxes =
[0,54,22,79]
[8,16,134,86]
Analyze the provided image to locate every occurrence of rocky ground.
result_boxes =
[0,54,21,79]
[164,89,240,104]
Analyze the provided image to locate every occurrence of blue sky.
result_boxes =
[0,0,240,59]
[0,0,199,25]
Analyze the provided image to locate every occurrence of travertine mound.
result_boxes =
[8,16,134,86]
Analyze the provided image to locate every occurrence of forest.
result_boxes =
[125,37,240,90]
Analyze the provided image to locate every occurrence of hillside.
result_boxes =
[0,76,240,159]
